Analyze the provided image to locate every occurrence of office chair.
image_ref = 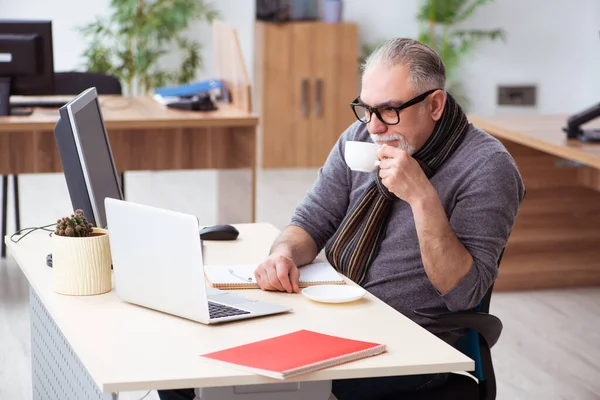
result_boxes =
[393,249,506,400]
[404,188,525,400]
[53,71,122,95]
[2,72,123,258]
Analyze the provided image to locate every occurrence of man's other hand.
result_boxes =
[378,144,433,205]
[254,254,300,293]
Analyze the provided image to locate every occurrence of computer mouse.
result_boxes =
[199,224,239,241]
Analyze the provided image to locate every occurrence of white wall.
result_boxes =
[342,0,421,49]
[2,0,598,115]
[0,0,112,71]
[0,0,255,84]
[457,0,600,114]
[341,0,600,115]
[182,0,255,82]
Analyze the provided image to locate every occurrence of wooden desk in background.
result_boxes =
[0,96,259,223]
[469,114,600,291]
[0,20,256,259]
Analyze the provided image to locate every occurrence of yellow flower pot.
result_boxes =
[52,228,112,296]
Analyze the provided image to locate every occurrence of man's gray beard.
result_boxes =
[370,134,416,155]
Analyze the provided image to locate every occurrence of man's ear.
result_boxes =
[430,90,446,122]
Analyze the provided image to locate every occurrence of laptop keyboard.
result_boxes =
[208,301,251,319]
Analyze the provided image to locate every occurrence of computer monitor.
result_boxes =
[54,87,123,229]
[0,20,55,116]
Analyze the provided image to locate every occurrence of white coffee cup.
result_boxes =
[344,141,381,172]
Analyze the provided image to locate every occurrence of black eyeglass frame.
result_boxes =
[350,88,441,125]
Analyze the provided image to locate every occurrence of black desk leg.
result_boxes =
[13,175,20,232]
[120,172,125,199]
[1,175,8,258]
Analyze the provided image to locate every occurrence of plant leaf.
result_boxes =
[455,0,496,23]
[453,28,505,43]
[77,0,219,92]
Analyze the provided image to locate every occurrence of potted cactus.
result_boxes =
[52,209,112,296]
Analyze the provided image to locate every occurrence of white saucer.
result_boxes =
[302,285,367,304]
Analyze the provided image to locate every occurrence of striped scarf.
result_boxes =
[324,92,469,285]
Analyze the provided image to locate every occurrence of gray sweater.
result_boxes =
[290,121,525,344]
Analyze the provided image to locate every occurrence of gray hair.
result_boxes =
[361,38,446,92]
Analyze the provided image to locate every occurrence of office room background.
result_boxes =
[1,0,600,399]
[3,0,600,114]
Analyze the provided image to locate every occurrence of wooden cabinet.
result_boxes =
[254,21,359,168]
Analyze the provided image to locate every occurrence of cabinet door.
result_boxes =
[256,22,313,168]
[310,23,359,167]
[288,22,315,167]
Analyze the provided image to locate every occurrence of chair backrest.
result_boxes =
[54,72,122,95]
[456,326,485,380]
[454,247,505,387]
[455,189,523,399]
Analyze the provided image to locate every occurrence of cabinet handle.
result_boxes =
[315,79,323,117]
[301,79,309,117]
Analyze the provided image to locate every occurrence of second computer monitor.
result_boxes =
[0,19,54,115]
[54,87,123,229]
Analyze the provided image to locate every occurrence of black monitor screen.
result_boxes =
[71,97,122,229]
[0,20,54,115]
[0,20,54,95]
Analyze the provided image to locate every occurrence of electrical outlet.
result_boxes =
[497,85,537,106]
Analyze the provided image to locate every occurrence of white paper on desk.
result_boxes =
[204,261,345,289]
[152,93,180,105]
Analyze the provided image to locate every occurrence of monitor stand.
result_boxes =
[0,77,34,116]
[578,129,600,143]
[0,77,9,116]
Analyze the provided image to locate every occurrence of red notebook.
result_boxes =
[201,329,386,380]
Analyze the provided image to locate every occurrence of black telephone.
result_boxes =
[166,93,217,112]
[563,102,600,142]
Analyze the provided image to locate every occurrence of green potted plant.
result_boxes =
[52,210,112,296]
[78,0,219,95]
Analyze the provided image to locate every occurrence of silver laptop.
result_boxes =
[104,198,292,324]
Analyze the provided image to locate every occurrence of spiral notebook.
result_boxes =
[201,329,386,380]
[204,261,345,289]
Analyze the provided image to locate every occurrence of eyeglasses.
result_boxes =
[350,88,440,125]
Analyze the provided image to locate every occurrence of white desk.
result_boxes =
[5,223,473,399]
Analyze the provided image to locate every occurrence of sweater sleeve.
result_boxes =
[289,125,356,252]
[440,151,525,311]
